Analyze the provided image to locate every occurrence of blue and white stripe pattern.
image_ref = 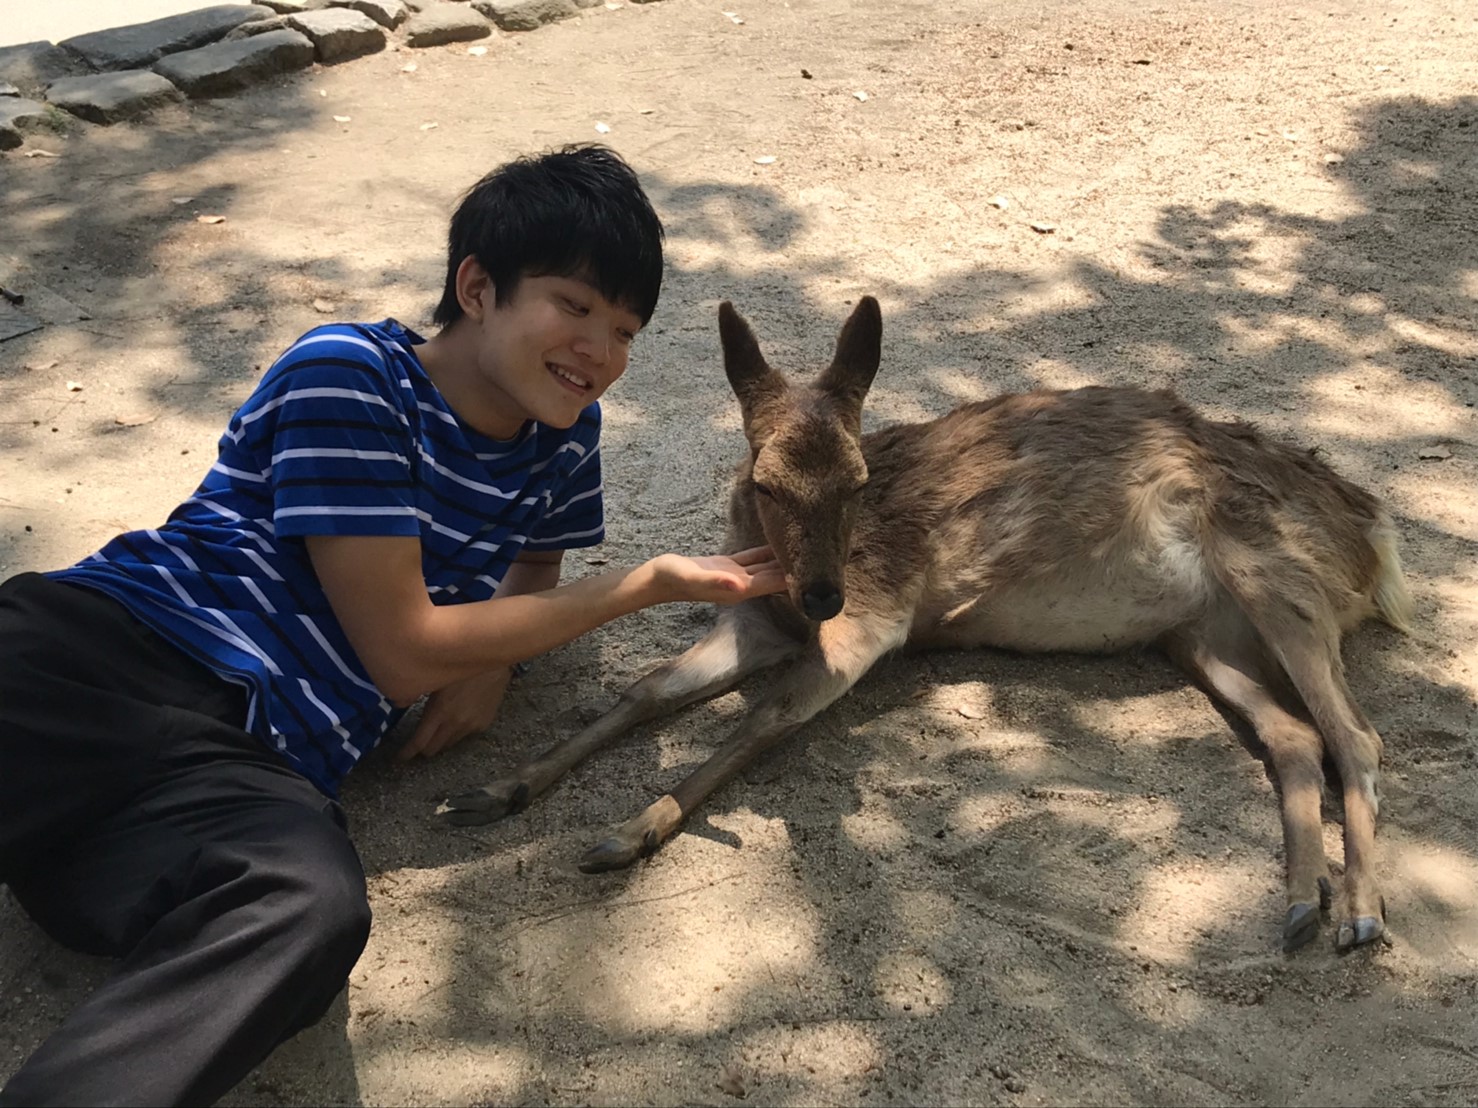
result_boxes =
[52,320,604,795]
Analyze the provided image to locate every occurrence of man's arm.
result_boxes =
[306,534,783,705]
[395,548,565,760]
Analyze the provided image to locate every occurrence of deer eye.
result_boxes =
[752,481,775,499]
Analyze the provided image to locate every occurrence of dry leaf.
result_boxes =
[754,155,776,165]
[196,214,226,224]
[1323,153,1345,165]
[171,196,195,205]
[24,360,58,372]
[467,45,487,56]
[312,298,338,314]
[717,1064,747,1099]
[419,122,439,131]
[401,62,418,72]
[853,90,869,101]
[956,703,989,720]
[333,115,351,123]
[1030,221,1056,234]
[722,11,744,23]
[113,413,157,428]
[585,556,609,565]
[24,149,60,158]
[318,89,328,97]
[1417,444,1452,461]
[989,195,1009,210]
[65,380,83,392]
[594,121,611,134]
[638,107,655,114]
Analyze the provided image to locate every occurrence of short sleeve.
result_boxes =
[524,405,605,551]
[236,330,420,539]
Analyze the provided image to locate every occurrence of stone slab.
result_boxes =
[44,70,185,125]
[0,42,90,98]
[225,17,293,40]
[60,5,277,72]
[257,0,336,10]
[0,97,48,149]
[151,28,315,99]
[403,5,493,47]
[286,9,387,62]
[338,0,411,28]
[472,0,576,31]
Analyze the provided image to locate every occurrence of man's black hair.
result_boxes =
[433,144,665,328]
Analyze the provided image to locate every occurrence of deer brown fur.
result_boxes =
[442,296,1412,953]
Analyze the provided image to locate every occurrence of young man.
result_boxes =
[0,145,784,1106]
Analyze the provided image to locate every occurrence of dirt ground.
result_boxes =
[2,0,1476,1103]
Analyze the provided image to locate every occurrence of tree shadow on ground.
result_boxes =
[2,70,1475,1106]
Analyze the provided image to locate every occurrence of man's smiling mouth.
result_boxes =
[547,363,592,391]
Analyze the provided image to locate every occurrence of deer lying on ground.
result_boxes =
[441,296,1412,953]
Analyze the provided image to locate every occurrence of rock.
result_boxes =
[286,9,387,62]
[152,29,315,98]
[0,97,49,150]
[44,71,184,124]
[403,4,493,47]
[60,5,276,72]
[256,0,336,11]
[338,0,411,28]
[225,17,292,39]
[472,0,576,30]
[0,42,91,98]
[0,83,19,98]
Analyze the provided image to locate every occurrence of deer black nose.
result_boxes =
[800,582,844,621]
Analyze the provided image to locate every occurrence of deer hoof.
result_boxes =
[1282,901,1322,952]
[578,835,642,873]
[1335,914,1385,951]
[436,780,530,826]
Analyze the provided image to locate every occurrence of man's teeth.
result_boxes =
[548,364,590,388]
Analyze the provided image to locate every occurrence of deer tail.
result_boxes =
[1369,514,1414,635]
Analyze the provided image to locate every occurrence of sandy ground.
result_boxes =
[2,0,1477,1103]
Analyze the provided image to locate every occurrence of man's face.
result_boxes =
[471,273,643,436]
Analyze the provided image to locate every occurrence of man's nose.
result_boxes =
[572,324,611,366]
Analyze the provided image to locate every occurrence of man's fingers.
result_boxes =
[728,545,776,567]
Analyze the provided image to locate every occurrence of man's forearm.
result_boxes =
[394,560,663,701]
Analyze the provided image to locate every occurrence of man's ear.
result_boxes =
[455,256,494,321]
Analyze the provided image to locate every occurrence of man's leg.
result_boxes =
[0,752,371,1108]
[0,575,371,1106]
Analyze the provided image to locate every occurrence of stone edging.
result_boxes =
[0,0,665,151]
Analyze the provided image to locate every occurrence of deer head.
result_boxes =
[718,297,882,621]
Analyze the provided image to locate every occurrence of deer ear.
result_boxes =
[816,296,882,414]
[719,301,788,418]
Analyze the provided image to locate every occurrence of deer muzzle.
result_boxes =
[800,581,844,621]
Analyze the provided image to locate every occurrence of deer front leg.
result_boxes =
[437,605,800,827]
[579,611,907,872]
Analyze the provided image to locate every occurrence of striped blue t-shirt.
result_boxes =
[52,319,605,796]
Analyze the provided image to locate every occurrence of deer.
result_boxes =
[439,296,1413,953]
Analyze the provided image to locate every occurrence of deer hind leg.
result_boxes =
[578,610,908,873]
[1165,611,1333,952]
[1248,606,1387,950]
[438,604,802,827]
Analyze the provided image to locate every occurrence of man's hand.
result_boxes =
[398,666,514,761]
[645,545,788,604]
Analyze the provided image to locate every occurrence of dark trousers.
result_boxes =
[0,573,372,1107]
